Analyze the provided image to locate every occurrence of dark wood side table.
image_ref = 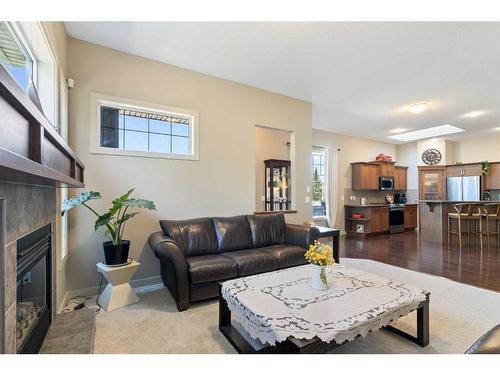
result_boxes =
[312,226,340,263]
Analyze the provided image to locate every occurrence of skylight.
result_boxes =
[387,125,464,142]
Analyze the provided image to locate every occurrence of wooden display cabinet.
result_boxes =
[264,159,291,211]
[418,166,447,200]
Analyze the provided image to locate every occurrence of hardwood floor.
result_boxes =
[341,231,500,293]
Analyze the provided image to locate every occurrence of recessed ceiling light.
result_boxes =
[461,110,487,118]
[389,128,407,134]
[407,102,431,114]
[493,127,500,131]
[387,125,464,142]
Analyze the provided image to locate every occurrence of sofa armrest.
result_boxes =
[148,231,189,310]
[285,224,320,249]
[465,324,500,354]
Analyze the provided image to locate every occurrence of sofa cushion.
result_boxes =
[261,245,307,269]
[160,218,218,257]
[186,255,237,284]
[212,216,253,252]
[246,214,286,248]
[221,249,279,276]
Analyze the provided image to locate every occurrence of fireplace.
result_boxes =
[16,224,52,354]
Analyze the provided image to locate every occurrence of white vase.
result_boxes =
[310,264,328,290]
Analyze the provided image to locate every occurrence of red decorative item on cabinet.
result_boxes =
[375,153,393,161]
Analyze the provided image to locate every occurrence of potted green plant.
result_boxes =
[62,188,156,265]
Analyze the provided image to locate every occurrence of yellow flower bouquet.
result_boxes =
[305,240,336,266]
[304,241,336,290]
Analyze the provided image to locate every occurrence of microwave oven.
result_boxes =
[379,176,394,190]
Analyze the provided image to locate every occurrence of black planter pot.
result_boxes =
[103,240,130,265]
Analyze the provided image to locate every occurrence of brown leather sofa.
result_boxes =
[148,213,320,311]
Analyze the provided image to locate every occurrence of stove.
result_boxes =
[389,204,405,233]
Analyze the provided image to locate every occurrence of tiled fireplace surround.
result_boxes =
[0,181,57,354]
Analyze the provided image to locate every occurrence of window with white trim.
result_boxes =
[0,22,36,93]
[0,22,59,130]
[312,146,327,218]
[91,93,199,160]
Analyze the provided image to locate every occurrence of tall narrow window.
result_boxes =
[312,146,327,218]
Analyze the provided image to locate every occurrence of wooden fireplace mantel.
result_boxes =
[0,65,84,188]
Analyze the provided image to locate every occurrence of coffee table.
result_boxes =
[219,264,429,354]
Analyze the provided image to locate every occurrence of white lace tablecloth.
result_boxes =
[221,264,426,345]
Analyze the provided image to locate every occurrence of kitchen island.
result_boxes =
[419,200,500,244]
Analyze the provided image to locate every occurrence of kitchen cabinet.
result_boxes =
[371,207,389,233]
[418,166,447,200]
[446,165,464,177]
[351,163,380,190]
[404,204,418,229]
[394,166,408,190]
[447,163,482,177]
[351,161,407,191]
[345,205,389,235]
[373,161,396,177]
[486,163,500,190]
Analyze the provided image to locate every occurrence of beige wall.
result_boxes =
[312,129,396,230]
[396,142,418,190]
[255,127,291,212]
[42,22,68,74]
[416,138,455,166]
[453,134,500,163]
[66,38,312,292]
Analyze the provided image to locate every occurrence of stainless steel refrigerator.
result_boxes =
[446,176,481,201]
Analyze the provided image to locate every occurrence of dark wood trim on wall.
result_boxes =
[0,65,84,187]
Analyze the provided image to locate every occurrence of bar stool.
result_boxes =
[448,203,482,249]
[479,203,500,248]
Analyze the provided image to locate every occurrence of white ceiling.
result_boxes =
[64,22,500,143]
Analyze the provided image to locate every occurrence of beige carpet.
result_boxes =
[93,258,500,354]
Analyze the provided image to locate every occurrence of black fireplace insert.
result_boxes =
[16,223,52,354]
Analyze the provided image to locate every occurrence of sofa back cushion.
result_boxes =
[246,214,286,248]
[212,215,253,252]
[160,218,218,257]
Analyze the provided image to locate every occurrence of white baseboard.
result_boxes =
[57,290,70,314]
[62,275,164,311]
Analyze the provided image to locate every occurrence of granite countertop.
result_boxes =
[419,200,500,203]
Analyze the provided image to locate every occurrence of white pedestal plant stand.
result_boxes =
[96,260,140,312]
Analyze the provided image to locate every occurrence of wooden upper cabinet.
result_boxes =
[373,161,396,177]
[351,161,407,191]
[463,163,482,176]
[486,163,500,190]
[447,163,482,177]
[351,163,380,190]
[394,166,408,190]
[446,165,463,177]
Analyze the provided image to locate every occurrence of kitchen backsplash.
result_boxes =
[344,188,418,205]
[487,189,500,200]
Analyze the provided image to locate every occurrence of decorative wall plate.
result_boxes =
[422,148,442,165]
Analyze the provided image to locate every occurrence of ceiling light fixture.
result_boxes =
[389,128,407,134]
[461,110,487,118]
[407,102,431,114]
[387,125,464,142]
